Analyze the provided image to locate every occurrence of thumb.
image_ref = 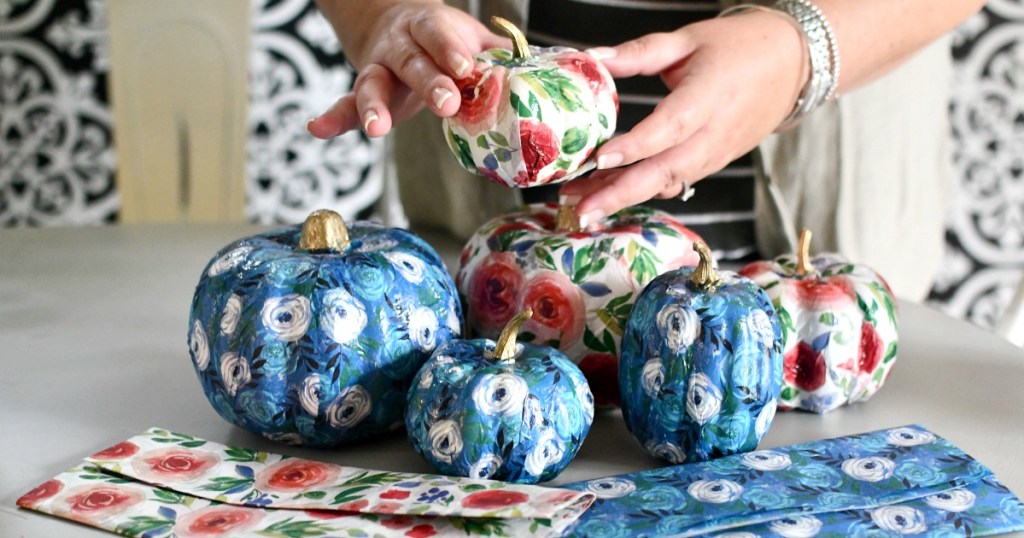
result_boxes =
[586,31,694,79]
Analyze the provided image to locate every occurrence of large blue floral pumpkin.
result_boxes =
[620,242,783,463]
[188,209,462,447]
[407,309,594,484]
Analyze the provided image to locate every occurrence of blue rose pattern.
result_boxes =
[565,425,1024,537]
[189,223,462,447]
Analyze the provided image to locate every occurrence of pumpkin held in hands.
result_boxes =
[620,242,783,463]
[443,17,618,188]
[406,310,594,484]
[187,209,462,447]
[739,229,899,413]
[456,202,704,406]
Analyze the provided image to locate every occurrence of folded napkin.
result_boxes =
[17,427,594,537]
[563,424,1024,537]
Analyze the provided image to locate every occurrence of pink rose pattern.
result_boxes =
[457,204,703,405]
[739,253,899,413]
[18,428,596,537]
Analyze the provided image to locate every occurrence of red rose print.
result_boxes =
[519,120,560,183]
[17,479,63,508]
[132,447,220,484]
[91,441,140,461]
[522,270,586,348]
[406,524,439,538]
[455,66,507,136]
[381,515,415,529]
[335,499,371,512]
[51,483,146,525]
[739,261,773,280]
[784,341,827,392]
[535,489,585,506]
[794,275,854,309]
[579,353,620,407]
[469,252,524,334]
[380,489,411,500]
[254,458,342,493]
[556,52,608,97]
[532,208,557,230]
[373,501,403,514]
[461,490,530,510]
[173,505,264,537]
[858,323,884,374]
[304,509,355,520]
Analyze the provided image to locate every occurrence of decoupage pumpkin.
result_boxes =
[188,209,462,447]
[456,202,704,406]
[442,17,617,188]
[620,242,783,463]
[406,309,594,484]
[738,229,899,413]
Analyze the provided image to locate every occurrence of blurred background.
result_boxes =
[0,0,1021,333]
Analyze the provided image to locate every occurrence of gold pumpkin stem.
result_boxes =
[689,242,722,291]
[491,16,532,60]
[299,209,350,252]
[555,204,581,233]
[796,228,814,276]
[493,308,533,361]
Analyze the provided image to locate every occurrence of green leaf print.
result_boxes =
[116,516,174,538]
[476,134,490,149]
[224,446,268,463]
[451,517,511,535]
[629,243,661,286]
[561,126,589,155]
[257,518,336,538]
[488,130,510,147]
[883,341,898,363]
[584,326,611,353]
[448,130,475,170]
[331,485,374,504]
[534,247,558,270]
[528,91,544,122]
[152,488,191,505]
[598,113,608,129]
[339,470,407,487]
[510,92,532,118]
[200,476,255,492]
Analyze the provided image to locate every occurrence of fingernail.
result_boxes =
[559,194,582,206]
[597,153,623,170]
[586,47,617,60]
[306,117,317,133]
[449,53,471,78]
[433,87,454,110]
[362,110,379,132]
[580,210,605,230]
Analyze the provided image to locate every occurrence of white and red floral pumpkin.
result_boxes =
[739,229,899,413]
[442,17,617,188]
[456,202,704,406]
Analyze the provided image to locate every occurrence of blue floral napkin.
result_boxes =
[564,425,1024,537]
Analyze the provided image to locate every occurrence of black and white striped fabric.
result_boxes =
[524,0,759,263]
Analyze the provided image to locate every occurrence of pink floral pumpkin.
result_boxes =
[739,229,899,413]
[456,203,704,406]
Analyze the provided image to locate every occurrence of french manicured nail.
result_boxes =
[580,210,605,230]
[586,47,617,60]
[305,117,317,133]
[597,153,623,170]
[559,194,582,206]
[362,110,379,132]
[449,53,471,78]
[433,87,454,110]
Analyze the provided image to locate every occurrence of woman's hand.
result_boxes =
[559,9,808,227]
[309,1,508,139]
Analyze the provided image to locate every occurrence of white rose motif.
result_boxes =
[657,304,701,353]
[207,245,253,276]
[220,352,251,397]
[745,310,775,348]
[384,252,427,283]
[446,299,462,335]
[428,419,463,463]
[418,367,435,389]
[741,450,792,472]
[298,375,320,416]
[924,488,977,512]
[886,427,936,447]
[472,373,528,416]
[687,479,744,503]
[755,400,777,438]
[641,358,664,397]
[261,294,311,342]
[576,383,595,420]
[686,372,722,425]
[871,506,928,535]
[645,441,685,464]
[320,289,367,345]
[219,295,242,336]
[841,457,896,482]
[326,385,371,428]
[769,515,823,538]
[585,478,636,499]
[408,306,439,352]
[469,453,503,479]
[189,321,210,370]
[525,430,565,477]
[523,394,546,430]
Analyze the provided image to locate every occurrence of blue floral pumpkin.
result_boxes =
[620,242,783,463]
[406,309,594,484]
[188,209,462,447]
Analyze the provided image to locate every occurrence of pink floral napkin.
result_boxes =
[17,427,595,537]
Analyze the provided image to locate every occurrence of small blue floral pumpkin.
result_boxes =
[620,242,783,463]
[407,309,594,484]
[188,209,462,447]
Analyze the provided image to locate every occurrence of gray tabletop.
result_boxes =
[2,223,1023,537]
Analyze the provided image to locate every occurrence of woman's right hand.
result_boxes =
[308,1,508,139]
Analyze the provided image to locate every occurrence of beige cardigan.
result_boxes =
[390,0,953,301]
